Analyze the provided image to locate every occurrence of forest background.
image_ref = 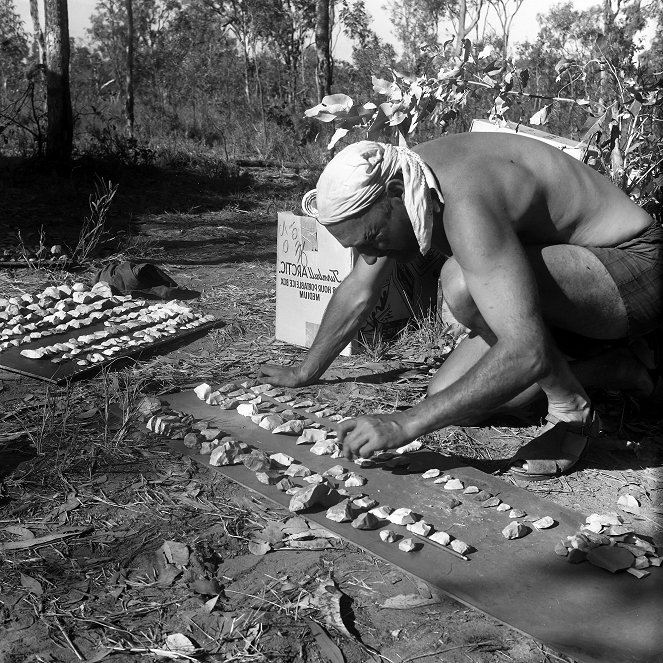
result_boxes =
[0,0,662,206]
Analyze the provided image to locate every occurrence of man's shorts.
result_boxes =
[585,220,663,338]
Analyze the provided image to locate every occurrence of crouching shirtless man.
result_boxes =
[260,135,662,480]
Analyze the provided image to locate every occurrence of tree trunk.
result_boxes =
[599,0,616,109]
[454,0,467,56]
[29,0,45,65]
[315,0,332,102]
[44,0,73,164]
[125,0,135,138]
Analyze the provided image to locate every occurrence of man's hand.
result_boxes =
[257,364,312,387]
[338,414,410,459]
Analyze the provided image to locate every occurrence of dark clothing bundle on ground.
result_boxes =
[93,262,200,300]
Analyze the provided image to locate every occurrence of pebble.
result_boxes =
[352,512,380,530]
[345,473,367,487]
[407,521,432,536]
[388,508,417,526]
[502,522,529,540]
[430,531,451,546]
[380,530,398,543]
[444,478,464,490]
[421,469,441,479]
[450,539,471,554]
[533,516,556,530]
[398,538,417,552]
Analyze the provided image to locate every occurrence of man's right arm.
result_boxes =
[259,255,394,386]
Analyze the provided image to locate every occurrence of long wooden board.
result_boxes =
[164,390,663,663]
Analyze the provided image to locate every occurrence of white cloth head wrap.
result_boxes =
[313,140,443,255]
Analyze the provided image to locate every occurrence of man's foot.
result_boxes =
[507,408,599,481]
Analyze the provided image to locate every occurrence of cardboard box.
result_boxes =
[276,212,442,355]
[470,118,599,163]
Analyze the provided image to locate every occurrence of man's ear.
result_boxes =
[385,177,405,199]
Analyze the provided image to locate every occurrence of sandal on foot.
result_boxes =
[507,411,600,481]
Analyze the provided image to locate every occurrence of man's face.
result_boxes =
[328,196,420,264]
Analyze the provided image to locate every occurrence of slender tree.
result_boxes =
[29,0,45,65]
[315,0,332,101]
[125,0,135,137]
[44,0,72,162]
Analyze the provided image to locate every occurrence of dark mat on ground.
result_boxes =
[163,389,663,663]
[0,319,222,384]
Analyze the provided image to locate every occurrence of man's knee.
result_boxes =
[440,258,478,328]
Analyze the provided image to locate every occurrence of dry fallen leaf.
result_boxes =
[310,579,353,639]
[248,540,271,556]
[305,618,345,663]
[4,525,35,540]
[165,633,196,654]
[20,573,43,596]
[379,594,442,609]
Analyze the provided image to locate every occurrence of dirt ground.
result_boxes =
[0,160,661,663]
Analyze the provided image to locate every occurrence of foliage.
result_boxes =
[305,2,663,209]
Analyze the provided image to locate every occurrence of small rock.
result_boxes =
[648,557,662,567]
[272,420,305,435]
[237,403,259,417]
[183,432,201,449]
[352,512,380,530]
[284,463,312,478]
[323,464,346,477]
[633,556,650,570]
[370,505,394,519]
[310,439,338,456]
[567,534,592,551]
[276,478,296,492]
[481,496,502,508]
[422,469,440,479]
[554,541,569,556]
[473,490,492,501]
[626,568,650,579]
[200,428,222,441]
[433,474,452,484]
[297,428,328,445]
[509,508,527,519]
[380,530,398,543]
[255,470,283,485]
[407,521,432,536]
[209,440,250,466]
[353,457,376,468]
[566,548,587,564]
[326,499,357,523]
[502,522,529,540]
[288,484,334,512]
[303,473,326,484]
[449,539,471,555]
[194,383,212,401]
[353,496,378,510]
[200,441,216,455]
[259,414,285,431]
[430,531,451,546]
[444,478,464,490]
[605,524,633,536]
[584,521,604,533]
[533,516,556,530]
[389,508,417,526]
[462,485,479,494]
[496,503,511,512]
[270,452,295,467]
[398,538,418,552]
[345,473,367,487]
[586,546,634,573]
[242,450,273,472]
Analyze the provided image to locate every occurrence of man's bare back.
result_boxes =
[415,133,653,249]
